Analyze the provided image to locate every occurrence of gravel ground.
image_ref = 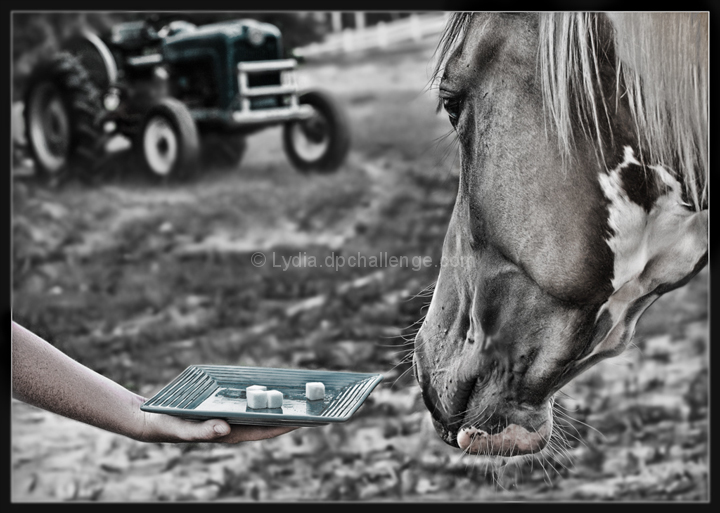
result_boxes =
[11,39,709,502]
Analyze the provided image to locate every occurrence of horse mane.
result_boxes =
[433,13,708,211]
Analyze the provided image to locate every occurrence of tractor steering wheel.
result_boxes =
[144,14,171,40]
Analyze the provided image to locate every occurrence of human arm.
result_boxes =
[11,321,298,443]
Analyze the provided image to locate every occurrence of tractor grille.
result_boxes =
[235,37,283,110]
[234,36,280,62]
[248,74,283,110]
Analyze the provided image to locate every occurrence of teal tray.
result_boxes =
[141,365,384,427]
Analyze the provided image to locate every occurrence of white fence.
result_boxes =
[294,12,450,58]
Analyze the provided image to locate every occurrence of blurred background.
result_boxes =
[11,11,709,502]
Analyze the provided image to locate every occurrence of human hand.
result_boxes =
[12,321,302,444]
[137,408,299,443]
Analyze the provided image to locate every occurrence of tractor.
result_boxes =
[22,15,351,181]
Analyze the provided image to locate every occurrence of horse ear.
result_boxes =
[642,204,707,295]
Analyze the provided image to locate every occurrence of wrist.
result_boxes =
[128,393,154,442]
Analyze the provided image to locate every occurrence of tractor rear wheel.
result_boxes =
[23,52,103,179]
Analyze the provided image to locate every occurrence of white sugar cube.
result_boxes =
[305,382,325,401]
[267,390,283,408]
[247,389,268,409]
[246,385,267,393]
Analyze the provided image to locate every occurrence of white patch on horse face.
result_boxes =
[580,146,708,361]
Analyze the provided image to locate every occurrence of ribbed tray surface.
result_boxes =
[141,365,383,426]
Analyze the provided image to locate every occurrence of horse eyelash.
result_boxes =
[435,97,445,114]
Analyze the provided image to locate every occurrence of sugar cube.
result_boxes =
[267,390,283,408]
[247,389,268,409]
[305,382,325,401]
[246,385,267,393]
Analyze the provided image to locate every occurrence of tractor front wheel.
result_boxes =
[282,90,350,173]
[136,98,199,181]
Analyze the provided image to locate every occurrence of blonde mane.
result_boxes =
[434,12,709,211]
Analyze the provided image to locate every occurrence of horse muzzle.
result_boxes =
[414,331,554,456]
[419,376,553,456]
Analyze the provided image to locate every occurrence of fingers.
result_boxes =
[190,419,232,441]
[144,412,301,444]
[217,424,300,444]
[184,420,300,443]
[147,416,226,442]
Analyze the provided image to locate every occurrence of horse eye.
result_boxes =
[442,97,461,124]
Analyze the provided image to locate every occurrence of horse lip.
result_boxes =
[431,416,460,447]
[442,374,479,436]
[419,386,458,447]
[414,330,478,444]
[416,364,475,448]
[456,397,554,456]
[456,419,552,456]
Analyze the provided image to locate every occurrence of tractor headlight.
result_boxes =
[103,89,120,111]
[154,66,169,80]
[247,27,265,46]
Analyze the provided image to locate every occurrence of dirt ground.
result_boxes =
[11,40,709,502]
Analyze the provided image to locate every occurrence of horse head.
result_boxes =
[414,12,708,456]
